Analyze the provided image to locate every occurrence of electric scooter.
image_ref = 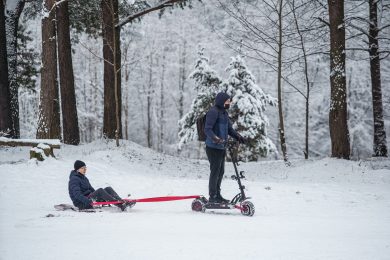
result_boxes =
[191,140,255,216]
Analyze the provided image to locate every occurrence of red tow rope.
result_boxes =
[92,195,201,206]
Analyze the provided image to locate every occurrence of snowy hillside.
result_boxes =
[1,140,390,259]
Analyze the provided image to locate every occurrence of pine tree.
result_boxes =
[178,48,222,148]
[16,23,39,91]
[223,56,276,161]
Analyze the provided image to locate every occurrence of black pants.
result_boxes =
[88,187,122,202]
[206,146,226,198]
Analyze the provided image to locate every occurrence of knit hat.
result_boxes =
[74,160,86,171]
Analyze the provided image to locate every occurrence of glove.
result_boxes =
[237,134,247,144]
[212,136,225,144]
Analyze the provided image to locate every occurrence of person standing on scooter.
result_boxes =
[204,92,246,203]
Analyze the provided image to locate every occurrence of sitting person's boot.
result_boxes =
[124,200,136,208]
[118,201,128,211]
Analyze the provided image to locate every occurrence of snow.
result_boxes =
[0,137,61,145]
[5,0,21,12]
[1,140,390,259]
[30,146,44,154]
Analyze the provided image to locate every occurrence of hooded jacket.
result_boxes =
[68,170,95,209]
[204,92,239,150]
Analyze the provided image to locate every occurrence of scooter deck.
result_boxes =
[204,202,237,210]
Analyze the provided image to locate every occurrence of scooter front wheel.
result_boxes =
[240,200,255,217]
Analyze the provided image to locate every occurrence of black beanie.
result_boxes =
[74,160,86,171]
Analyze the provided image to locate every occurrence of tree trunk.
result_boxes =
[56,0,80,145]
[368,0,387,157]
[327,0,350,159]
[36,0,61,139]
[0,0,12,135]
[277,0,289,164]
[291,0,310,159]
[147,53,153,148]
[124,63,129,140]
[159,51,166,152]
[101,0,122,140]
[178,38,186,119]
[5,0,25,138]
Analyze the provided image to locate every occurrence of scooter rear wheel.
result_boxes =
[191,198,205,213]
[240,200,255,217]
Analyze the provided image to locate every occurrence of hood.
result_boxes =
[215,92,231,109]
[69,170,83,179]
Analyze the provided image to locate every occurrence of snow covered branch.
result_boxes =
[116,0,185,28]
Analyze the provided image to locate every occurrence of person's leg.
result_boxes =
[206,147,225,202]
[88,188,117,202]
[216,150,228,202]
[104,187,122,200]
[104,187,135,210]
[89,188,128,210]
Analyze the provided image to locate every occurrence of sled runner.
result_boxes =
[54,204,96,212]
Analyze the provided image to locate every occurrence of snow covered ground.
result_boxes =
[1,140,390,260]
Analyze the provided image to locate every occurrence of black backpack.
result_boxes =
[196,113,207,141]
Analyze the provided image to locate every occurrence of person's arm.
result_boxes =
[204,109,223,143]
[69,178,93,208]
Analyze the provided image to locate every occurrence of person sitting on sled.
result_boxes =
[204,92,247,203]
[68,160,133,211]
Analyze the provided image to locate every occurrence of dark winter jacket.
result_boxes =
[205,92,239,150]
[68,170,95,209]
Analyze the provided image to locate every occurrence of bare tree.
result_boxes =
[276,0,289,163]
[368,0,387,156]
[289,0,324,159]
[100,0,192,146]
[146,53,154,148]
[291,0,311,159]
[327,0,350,159]
[178,38,187,120]
[344,0,388,157]
[56,0,80,145]
[159,49,166,152]
[0,0,12,135]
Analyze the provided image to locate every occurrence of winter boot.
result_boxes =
[208,194,220,203]
[124,200,136,208]
[217,193,230,204]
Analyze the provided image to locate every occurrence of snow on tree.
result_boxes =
[178,48,222,148]
[222,56,277,161]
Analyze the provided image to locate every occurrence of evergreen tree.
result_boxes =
[178,48,222,148]
[16,23,39,91]
[223,56,276,161]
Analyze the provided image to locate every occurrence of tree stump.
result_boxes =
[30,143,54,161]
[30,147,46,161]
